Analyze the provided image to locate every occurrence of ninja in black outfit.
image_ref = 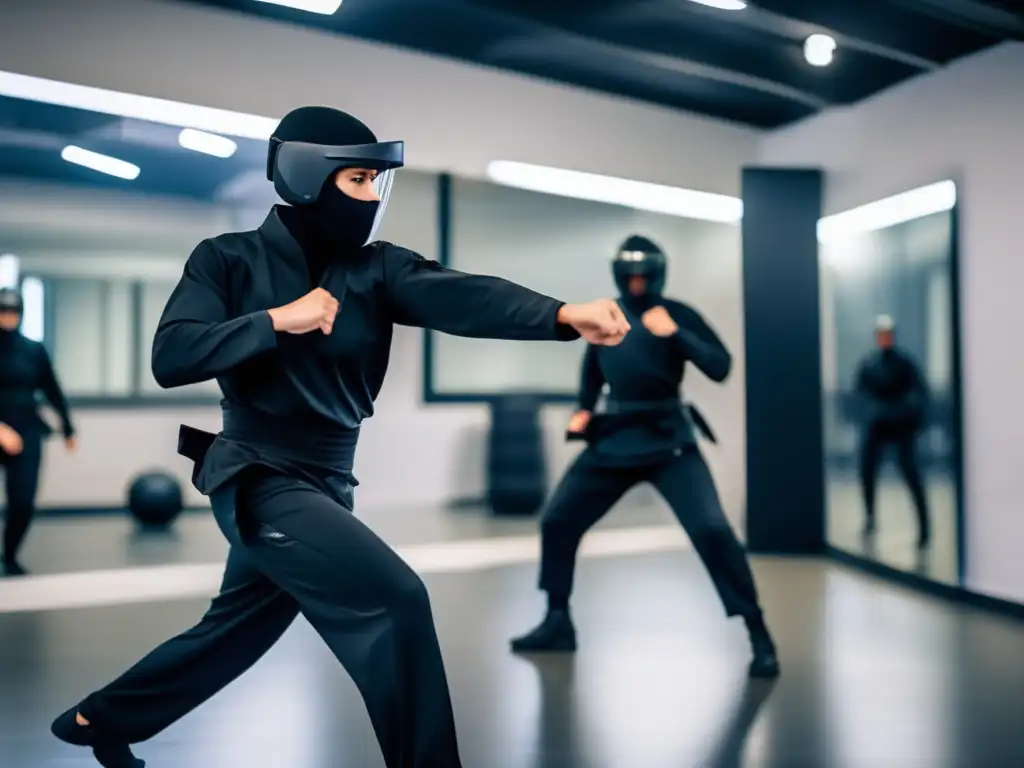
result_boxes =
[50,107,629,768]
[510,236,779,679]
[854,315,931,548]
[0,287,76,577]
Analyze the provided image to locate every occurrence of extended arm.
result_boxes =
[36,347,74,437]
[384,247,579,341]
[578,345,605,411]
[669,304,732,383]
[151,241,278,388]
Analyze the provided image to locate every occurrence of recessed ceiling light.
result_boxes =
[60,145,141,180]
[0,70,276,140]
[252,0,343,14]
[686,0,748,10]
[0,254,18,289]
[804,34,837,67]
[818,181,956,242]
[178,128,238,158]
[486,161,743,223]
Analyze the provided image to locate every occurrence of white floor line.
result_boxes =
[0,524,687,614]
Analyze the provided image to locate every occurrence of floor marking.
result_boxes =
[0,525,688,613]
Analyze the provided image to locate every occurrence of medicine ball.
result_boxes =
[127,471,183,529]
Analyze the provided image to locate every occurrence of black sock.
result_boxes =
[547,592,569,613]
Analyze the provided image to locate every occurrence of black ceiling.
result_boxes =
[176,0,1023,128]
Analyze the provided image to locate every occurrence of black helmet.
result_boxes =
[612,235,667,297]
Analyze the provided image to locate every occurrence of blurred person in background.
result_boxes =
[854,314,931,549]
[0,286,76,577]
[51,106,630,768]
[510,235,779,679]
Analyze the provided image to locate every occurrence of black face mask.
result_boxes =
[311,182,380,251]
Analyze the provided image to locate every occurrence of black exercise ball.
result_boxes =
[127,471,183,529]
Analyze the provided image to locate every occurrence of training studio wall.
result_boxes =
[0,0,760,516]
[758,41,1024,605]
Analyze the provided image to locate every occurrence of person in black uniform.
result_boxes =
[50,106,630,768]
[510,235,779,679]
[0,286,76,577]
[854,314,931,548]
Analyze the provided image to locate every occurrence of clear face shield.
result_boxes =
[270,139,405,245]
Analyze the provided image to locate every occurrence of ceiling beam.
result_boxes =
[484,32,829,109]
[639,1,942,70]
[886,0,1024,37]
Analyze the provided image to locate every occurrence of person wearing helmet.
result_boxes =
[0,286,76,577]
[855,314,931,548]
[510,235,779,679]
[51,106,630,768]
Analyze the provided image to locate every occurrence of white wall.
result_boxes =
[0,0,759,195]
[759,42,1024,604]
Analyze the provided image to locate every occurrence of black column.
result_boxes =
[742,168,824,555]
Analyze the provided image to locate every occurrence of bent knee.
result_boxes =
[387,570,431,616]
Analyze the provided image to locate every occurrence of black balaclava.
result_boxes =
[270,106,381,262]
[612,235,668,312]
[0,287,23,342]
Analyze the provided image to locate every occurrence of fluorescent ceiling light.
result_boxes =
[0,254,18,289]
[0,70,277,140]
[61,145,141,180]
[804,34,837,67]
[20,277,44,342]
[178,128,238,158]
[253,0,343,13]
[686,0,748,10]
[818,181,956,243]
[486,161,743,223]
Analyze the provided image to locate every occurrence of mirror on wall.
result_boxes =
[819,182,961,585]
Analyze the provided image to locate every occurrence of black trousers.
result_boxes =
[859,429,930,538]
[538,447,762,619]
[77,471,462,768]
[1,432,42,563]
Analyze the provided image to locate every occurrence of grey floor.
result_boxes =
[2,502,1023,767]
[827,471,958,584]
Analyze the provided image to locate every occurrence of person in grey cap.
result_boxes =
[854,314,931,548]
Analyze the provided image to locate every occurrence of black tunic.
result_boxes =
[575,298,730,466]
[153,207,579,497]
[854,347,929,434]
[0,330,74,439]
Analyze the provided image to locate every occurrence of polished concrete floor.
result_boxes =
[3,543,1024,766]
[826,470,958,584]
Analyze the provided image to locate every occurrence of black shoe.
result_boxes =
[745,616,780,679]
[1,558,28,577]
[510,610,577,653]
[51,708,145,767]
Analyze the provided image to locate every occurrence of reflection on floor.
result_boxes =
[21,500,680,576]
[827,471,957,584]
[2,553,1024,767]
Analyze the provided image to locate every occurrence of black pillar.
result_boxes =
[742,168,824,555]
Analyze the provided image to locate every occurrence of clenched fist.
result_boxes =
[557,299,630,345]
[566,410,592,434]
[0,423,23,456]
[268,288,339,335]
[641,306,678,337]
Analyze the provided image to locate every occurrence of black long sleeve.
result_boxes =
[668,304,731,383]
[152,241,279,388]
[578,345,605,411]
[36,347,74,437]
[384,247,579,341]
